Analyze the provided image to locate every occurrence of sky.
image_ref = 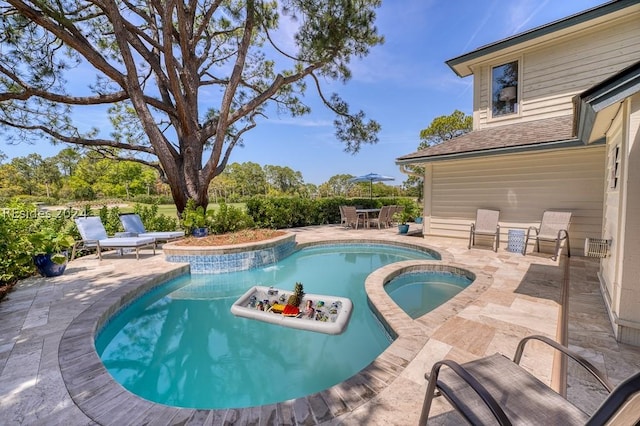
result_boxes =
[0,0,608,185]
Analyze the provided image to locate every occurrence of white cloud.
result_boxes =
[506,0,551,35]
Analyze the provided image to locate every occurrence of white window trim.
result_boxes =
[488,57,522,122]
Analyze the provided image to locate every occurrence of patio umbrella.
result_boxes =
[348,172,395,198]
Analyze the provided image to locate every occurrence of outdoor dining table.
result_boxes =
[356,208,381,228]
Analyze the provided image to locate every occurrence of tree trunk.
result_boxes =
[161,158,210,214]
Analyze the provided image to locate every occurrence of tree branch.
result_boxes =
[0,118,156,154]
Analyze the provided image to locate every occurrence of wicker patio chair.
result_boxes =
[524,211,572,260]
[342,206,365,229]
[419,335,640,426]
[468,209,500,252]
[368,205,393,229]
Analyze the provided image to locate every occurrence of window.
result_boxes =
[491,61,519,118]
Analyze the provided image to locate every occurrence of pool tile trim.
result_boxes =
[58,240,491,425]
[163,232,297,274]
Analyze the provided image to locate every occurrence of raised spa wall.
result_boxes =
[163,232,297,273]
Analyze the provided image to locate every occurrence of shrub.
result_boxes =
[208,203,254,234]
[0,201,36,285]
[132,203,178,232]
[131,194,174,205]
[98,205,123,234]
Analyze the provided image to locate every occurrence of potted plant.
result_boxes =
[393,205,416,234]
[181,199,209,237]
[28,228,76,277]
[414,202,424,225]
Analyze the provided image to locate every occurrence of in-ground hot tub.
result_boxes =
[385,267,474,319]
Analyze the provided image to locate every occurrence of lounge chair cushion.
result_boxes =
[96,236,156,248]
[120,214,184,240]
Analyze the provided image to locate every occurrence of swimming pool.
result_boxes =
[95,243,438,409]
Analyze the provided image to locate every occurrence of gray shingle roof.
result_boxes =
[396,115,576,163]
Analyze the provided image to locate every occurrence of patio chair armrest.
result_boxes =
[526,225,539,237]
[420,359,512,426]
[513,335,613,392]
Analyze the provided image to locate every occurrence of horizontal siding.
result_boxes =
[476,14,640,127]
[601,113,624,309]
[424,146,606,255]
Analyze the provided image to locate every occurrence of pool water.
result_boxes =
[96,244,436,409]
[385,271,472,319]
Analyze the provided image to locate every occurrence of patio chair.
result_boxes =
[468,209,500,252]
[72,216,157,260]
[342,206,365,229]
[419,334,640,426]
[119,213,184,243]
[339,205,348,227]
[389,205,403,225]
[368,205,393,229]
[524,211,572,259]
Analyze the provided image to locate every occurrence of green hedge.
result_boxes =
[245,196,418,229]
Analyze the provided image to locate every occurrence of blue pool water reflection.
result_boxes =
[385,271,472,319]
[96,244,437,409]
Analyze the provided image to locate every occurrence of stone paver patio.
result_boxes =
[1,224,638,425]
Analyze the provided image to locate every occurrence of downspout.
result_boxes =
[398,163,429,235]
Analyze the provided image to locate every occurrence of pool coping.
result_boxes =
[58,239,492,425]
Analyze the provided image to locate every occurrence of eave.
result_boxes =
[574,61,640,144]
[446,0,640,78]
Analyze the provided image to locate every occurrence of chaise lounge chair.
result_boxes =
[419,335,640,425]
[119,213,184,243]
[468,209,500,252]
[524,210,572,260]
[73,216,157,260]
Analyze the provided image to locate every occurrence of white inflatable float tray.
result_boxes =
[230,285,353,335]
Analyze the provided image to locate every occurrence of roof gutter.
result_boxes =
[573,61,640,143]
[446,0,637,78]
[398,164,423,179]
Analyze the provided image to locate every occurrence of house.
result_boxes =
[396,0,640,346]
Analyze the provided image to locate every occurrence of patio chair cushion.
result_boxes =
[95,236,156,248]
[120,214,184,241]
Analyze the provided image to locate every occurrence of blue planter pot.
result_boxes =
[398,224,410,234]
[33,253,67,277]
[192,227,208,238]
[414,217,423,224]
